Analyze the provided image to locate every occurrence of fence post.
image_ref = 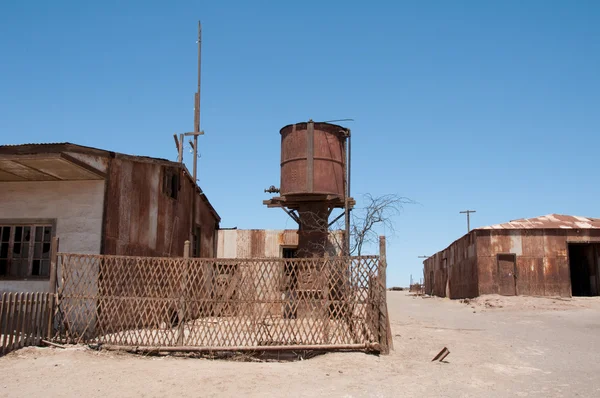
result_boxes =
[177,241,191,345]
[378,236,392,354]
[47,237,59,340]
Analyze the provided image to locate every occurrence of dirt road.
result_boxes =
[2,292,600,397]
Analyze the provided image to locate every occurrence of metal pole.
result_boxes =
[193,21,202,183]
[344,129,351,256]
[190,22,202,255]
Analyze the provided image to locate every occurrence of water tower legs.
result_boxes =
[296,202,330,258]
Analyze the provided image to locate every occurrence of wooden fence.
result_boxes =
[0,237,392,356]
[0,292,54,356]
[52,253,390,354]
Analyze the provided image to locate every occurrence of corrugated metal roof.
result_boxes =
[0,142,172,162]
[1,142,70,147]
[0,141,221,221]
[478,214,600,230]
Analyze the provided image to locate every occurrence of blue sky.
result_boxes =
[1,1,599,286]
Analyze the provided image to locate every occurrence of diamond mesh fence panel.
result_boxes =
[52,254,385,351]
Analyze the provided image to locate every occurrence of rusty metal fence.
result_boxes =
[50,253,390,353]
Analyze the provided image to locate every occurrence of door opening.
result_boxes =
[497,253,517,296]
[282,247,297,258]
[568,243,599,296]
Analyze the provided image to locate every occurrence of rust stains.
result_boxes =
[424,216,600,299]
[480,214,600,230]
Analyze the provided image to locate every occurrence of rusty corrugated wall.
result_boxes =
[477,229,600,297]
[423,231,478,299]
[424,226,600,299]
[103,156,219,258]
[217,229,344,258]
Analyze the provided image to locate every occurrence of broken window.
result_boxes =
[163,167,180,200]
[0,224,53,279]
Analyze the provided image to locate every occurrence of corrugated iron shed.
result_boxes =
[424,213,600,299]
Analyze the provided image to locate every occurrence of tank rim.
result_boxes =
[279,121,349,135]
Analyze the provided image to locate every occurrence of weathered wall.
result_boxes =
[0,180,104,293]
[423,231,478,299]
[476,229,600,297]
[103,157,219,258]
[217,229,344,258]
[426,228,600,299]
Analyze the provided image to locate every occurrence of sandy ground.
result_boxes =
[2,292,600,397]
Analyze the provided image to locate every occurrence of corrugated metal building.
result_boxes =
[0,142,220,293]
[217,229,344,258]
[424,214,600,299]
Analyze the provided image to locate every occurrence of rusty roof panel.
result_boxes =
[478,214,600,230]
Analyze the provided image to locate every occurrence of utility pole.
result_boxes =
[184,20,204,182]
[182,21,205,257]
[460,210,476,233]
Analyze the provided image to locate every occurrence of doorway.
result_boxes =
[282,247,297,258]
[568,243,599,296]
[497,253,517,296]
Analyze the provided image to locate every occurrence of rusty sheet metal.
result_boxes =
[103,157,219,258]
[479,214,600,230]
[427,217,600,299]
[217,229,345,259]
[423,232,478,299]
[0,142,220,222]
[279,122,347,198]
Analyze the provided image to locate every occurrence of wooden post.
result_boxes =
[177,241,191,345]
[184,240,190,259]
[378,236,392,354]
[47,237,59,340]
[178,133,184,163]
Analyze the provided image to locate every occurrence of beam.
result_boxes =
[328,212,345,228]
[101,342,381,353]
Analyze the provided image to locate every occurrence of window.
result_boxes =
[0,224,53,279]
[163,167,180,199]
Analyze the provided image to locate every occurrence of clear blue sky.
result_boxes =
[1,1,599,286]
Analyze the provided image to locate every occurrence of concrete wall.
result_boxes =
[0,180,105,293]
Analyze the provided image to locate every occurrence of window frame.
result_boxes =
[0,219,56,281]
[162,167,180,200]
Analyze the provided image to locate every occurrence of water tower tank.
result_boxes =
[279,121,348,199]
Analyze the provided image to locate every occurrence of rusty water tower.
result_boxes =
[264,120,355,257]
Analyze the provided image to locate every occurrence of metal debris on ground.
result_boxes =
[431,347,450,362]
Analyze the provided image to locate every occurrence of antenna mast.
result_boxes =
[192,21,202,183]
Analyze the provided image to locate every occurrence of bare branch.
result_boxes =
[306,193,415,256]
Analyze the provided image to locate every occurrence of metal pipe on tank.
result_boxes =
[345,129,351,256]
